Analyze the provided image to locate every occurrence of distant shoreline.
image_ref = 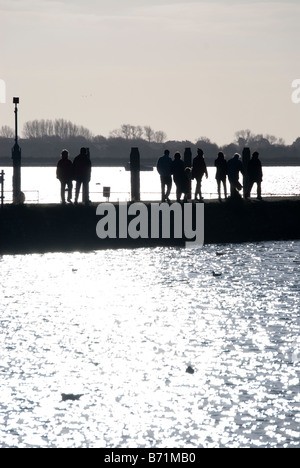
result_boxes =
[1,162,300,168]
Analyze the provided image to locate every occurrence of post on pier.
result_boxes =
[0,170,4,208]
[130,147,140,202]
[242,147,251,199]
[184,148,192,168]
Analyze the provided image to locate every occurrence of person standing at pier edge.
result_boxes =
[172,152,186,201]
[215,151,228,201]
[73,147,92,205]
[192,148,208,201]
[227,153,244,199]
[56,149,73,204]
[247,151,263,200]
[157,149,173,202]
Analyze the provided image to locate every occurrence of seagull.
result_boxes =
[212,271,222,277]
[61,393,83,401]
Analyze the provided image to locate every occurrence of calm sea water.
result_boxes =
[0,242,299,448]
[1,166,300,203]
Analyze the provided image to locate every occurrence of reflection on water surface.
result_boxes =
[0,241,299,447]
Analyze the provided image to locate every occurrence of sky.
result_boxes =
[0,0,300,145]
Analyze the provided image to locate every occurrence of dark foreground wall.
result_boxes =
[0,198,300,255]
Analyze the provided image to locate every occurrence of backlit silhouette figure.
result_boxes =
[73,147,92,205]
[157,149,173,202]
[247,151,263,200]
[215,152,227,201]
[172,152,185,201]
[192,148,208,201]
[56,149,73,204]
[227,153,244,199]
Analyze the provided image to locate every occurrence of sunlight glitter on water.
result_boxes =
[0,242,299,447]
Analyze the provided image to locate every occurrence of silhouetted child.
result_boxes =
[56,149,73,204]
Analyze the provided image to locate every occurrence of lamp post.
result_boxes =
[12,97,22,204]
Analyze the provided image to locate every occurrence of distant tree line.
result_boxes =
[109,124,167,143]
[0,120,300,166]
[0,120,167,143]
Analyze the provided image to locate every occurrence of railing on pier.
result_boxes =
[1,190,40,204]
[90,191,300,203]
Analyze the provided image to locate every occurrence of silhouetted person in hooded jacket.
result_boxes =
[56,149,73,204]
[73,147,92,205]
[247,151,263,200]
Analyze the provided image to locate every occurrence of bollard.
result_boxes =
[184,148,192,168]
[130,147,140,202]
[0,170,4,208]
[242,147,251,199]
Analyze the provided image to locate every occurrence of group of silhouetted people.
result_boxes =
[57,146,263,204]
[156,148,208,203]
[157,149,263,202]
[56,147,92,204]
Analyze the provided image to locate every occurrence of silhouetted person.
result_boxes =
[172,152,185,201]
[227,153,244,199]
[56,149,73,204]
[192,148,208,201]
[215,152,227,201]
[157,149,173,202]
[247,151,263,200]
[73,147,92,205]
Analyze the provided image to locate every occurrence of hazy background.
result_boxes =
[1,0,299,145]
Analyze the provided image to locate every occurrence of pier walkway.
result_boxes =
[1,197,300,254]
